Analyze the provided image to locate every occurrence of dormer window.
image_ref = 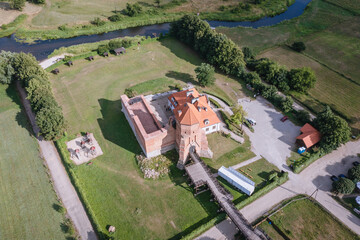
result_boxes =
[197,107,201,112]
[204,119,209,125]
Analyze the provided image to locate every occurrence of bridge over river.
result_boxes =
[185,151,268,240]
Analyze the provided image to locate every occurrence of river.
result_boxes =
[0,0,311,61]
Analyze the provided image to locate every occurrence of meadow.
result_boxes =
[49,38,252,239]
[217,0,360,132]
[260,198,360,239]
[0,85,68,239]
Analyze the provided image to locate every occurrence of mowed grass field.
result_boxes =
[0,85,67,239]
[49,38,250,239]
[260,198,359,240]
[258,46,360,130]
[204,133,255,170]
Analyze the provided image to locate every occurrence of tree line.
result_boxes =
[0,51,66,140]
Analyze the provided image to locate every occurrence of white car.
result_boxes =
[246,118,256,126]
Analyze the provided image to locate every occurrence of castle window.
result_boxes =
[206,128,209,132]
[212,125,216,129]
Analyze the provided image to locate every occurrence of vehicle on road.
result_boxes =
[246,118,256,126]
[353,161,360,166]
[338,174,346,178]
[330,175,339,181]
[280,116,288,122]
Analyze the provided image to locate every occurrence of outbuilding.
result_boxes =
[114,47,126,55]
[296,123,321,149]
[67,61,73,66]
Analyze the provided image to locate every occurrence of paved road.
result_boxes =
[199,140,360,239]
[16,81,97,240]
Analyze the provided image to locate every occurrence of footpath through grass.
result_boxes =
[0,85,68,240]
[49,38,246,239]
[260,198,360,240]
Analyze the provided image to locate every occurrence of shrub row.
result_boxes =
[247,57,317,94]
[0,51,66,140]
[209,98,221,108]
[170,15,245,75]
[97,39,133,55]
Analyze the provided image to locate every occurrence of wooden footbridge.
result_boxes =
[185,151,268,240]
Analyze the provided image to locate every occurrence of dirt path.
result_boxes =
[16,80,97,240]
[0,2,42,25]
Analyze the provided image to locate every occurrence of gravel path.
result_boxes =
[16,81,97,240]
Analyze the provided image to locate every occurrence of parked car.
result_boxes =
[280,116,288,122]
[330,175,339,181]
[246,118,256,126]
[353,161,360,167]
[338,174,346,178]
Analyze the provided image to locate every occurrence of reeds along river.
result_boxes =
[0,0,312,61]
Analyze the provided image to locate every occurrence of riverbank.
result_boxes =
[11,0,295,42]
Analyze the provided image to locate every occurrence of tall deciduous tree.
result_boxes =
[12,52,48,85]
[313,106,351,150]
[288,67,316,93]
[195,63,215,87]
[36,107,66,140]
[280,96,293,113]
[0,51,16,84]
[231,105,247,129]
[332,177,355,194]
[348,165,360,182]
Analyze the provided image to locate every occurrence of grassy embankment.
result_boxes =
[218,0,360,132]
[49,38,257,239]
[0,84,70,239]
[14,0,293,41]
[260,197,360,239]
[0,14,27,38]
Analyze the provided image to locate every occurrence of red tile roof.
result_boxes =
[296,123,321,148]
[168,88,220,128]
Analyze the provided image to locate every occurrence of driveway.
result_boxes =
[198,140,360,239]
[238,97,301,171]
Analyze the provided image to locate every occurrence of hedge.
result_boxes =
[292,151,324,173]
[209,98,221,108]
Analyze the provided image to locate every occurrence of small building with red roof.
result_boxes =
[296,123,321,149]
[121,88,221,168]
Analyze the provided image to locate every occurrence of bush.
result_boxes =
[108,13,123,22]
[58,25,67,31]
[209,98,221,108]
[195,63,215,87]
[97,45,109,55]
[348,165,360,182]
[288,67,316,93]
[0,51,16,84]
[292,41,306,52]
[280,96,293,113]
[268,172,278,181]
[174,83,183,91]
[91,17,106,26]
[125,88,137,98]
[124,3,143,17]
[332,178,355,194]
[10,0,25,10]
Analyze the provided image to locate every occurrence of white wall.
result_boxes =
[203,123,220,135]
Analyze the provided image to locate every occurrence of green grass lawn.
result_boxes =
[218,158,279,204]
[0,85,68,239]
[260,198,360,240]
[258,46,360,131]
[204,133,255,171]
[49,38,249,239]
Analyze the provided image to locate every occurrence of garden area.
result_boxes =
[260,198,360,240]
[0,84,70,239]
[49,38,251,239]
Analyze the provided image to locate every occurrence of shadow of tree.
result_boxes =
[97,98,141,155]
[160,38,202,66]
[166,70,197,85]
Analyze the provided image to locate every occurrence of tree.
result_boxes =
[280,96,293,113]
[108,13,123,22]
[296,110,311,124]
[348,165,360,182]
[230,105,247,129]
[91,17,106,26]
[10,0,25,10]
[195,63,215,87]
[12,52,48,85]
[0,51,16,84]
[97,45,109,55]
[288,67,316,93]
[36,106,66,140]
[292,42,306,52]
[242,47,254,61]
[261,85,277,100]
[154,0,160,7]
[332,177,355,194]
[313,106,351,150]
[124,3,142,17]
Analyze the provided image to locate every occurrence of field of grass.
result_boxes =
[0,85,69,239]
[258,46,360,131]
[260,198,359,240]
[218,158,280,203]
[204,133,255,171]
[49,38,248,239]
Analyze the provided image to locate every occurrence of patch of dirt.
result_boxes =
[0,2,42,25]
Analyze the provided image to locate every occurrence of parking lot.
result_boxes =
[239,97,301,171]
